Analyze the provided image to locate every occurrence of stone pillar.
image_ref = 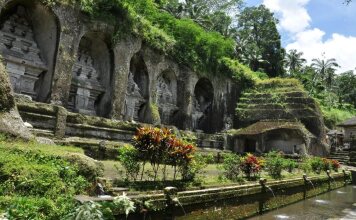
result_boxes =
[54,106,67,138]
[50,7,82,106]
[111,37,142,119]
[50,33,78,106]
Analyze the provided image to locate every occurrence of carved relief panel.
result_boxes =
[68,48,104,115]
[0,6,47,99]
[156,72,178,125]
[122,72,146,122]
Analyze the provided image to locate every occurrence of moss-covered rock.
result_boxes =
[0,58,33,140]
[63,153,104,181]
[0,57,15,112]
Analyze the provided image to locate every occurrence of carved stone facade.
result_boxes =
[0,1,238,133]
[156,73,178,125]
[0,5,47,100]
[123,72,145,122]
[68,49,104,115]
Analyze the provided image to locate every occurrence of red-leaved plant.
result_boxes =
[133,127,195,181]
[240,153,262,179]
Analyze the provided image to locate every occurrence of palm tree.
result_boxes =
[284,49,306,75]
[311,56,340,90]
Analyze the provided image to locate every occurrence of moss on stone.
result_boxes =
[0,57,15,112]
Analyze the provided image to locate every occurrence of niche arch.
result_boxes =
[193,78,214,132]
[156,69,179,125]
[0,0,60,102]
[123,52,150,122]
[68,32,113,117]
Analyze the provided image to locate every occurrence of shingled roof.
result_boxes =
[338,117,356,127]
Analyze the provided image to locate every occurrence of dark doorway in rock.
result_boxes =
[245,139,257,153]
[193,78,214,133]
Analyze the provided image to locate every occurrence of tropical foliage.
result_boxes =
[240,153,263,179]
[130,127,196,181]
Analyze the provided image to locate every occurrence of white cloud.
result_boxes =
[287,30,356,72]
[263,0,311,33]
[262,0,356,72]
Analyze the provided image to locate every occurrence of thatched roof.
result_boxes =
[338,117,356,127]
[231,120,314,137]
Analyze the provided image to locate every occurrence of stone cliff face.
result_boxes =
[0,0,238,134]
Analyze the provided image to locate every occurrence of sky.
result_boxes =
[245,0,356,73]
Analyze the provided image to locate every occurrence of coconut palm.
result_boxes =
[285,49,306,75]
[311,56,340,90]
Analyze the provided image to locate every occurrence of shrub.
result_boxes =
[308,157,324,174]
[112,193,136,217]
[132,127,196,181]
[181,153,212,183]
[283,159,298,173]
[220,153,241,181]
[117,145,141,181]
[0,146,90,219]
[66,201,104,220]
[240,153,262,179]
[264,151,285,179]
[330,159,340,172]
[321,158,332,172]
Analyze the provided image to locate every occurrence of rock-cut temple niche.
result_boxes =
[0,5,47,100]
[123,53,149,122]
[68,37,106,116]
[192,78,214,132]
[156,70,178,125]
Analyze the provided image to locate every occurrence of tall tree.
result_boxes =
[311,56,340,90]
[284,49,306,75]
[159,0,243,36]
[235,5,285,77]
[335,70,356,108]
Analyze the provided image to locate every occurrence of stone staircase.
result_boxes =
[328,150,350,164]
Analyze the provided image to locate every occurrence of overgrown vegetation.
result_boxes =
[0,136,97,219]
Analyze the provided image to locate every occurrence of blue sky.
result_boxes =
[245,0,356,72]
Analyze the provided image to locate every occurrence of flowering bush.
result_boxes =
[240,153,262,179]
[132,127,196,181]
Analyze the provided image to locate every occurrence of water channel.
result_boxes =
[250,185,356,220]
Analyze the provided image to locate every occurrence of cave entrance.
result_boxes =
[193,78,214,132]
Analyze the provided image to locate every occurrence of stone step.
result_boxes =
[331,152,350,156]
[30,128,54,138]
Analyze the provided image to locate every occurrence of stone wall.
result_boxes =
[0,0,237,134]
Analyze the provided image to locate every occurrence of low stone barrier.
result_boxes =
[76,172,350,219]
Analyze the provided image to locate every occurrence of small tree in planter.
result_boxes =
[240,153,262,179]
